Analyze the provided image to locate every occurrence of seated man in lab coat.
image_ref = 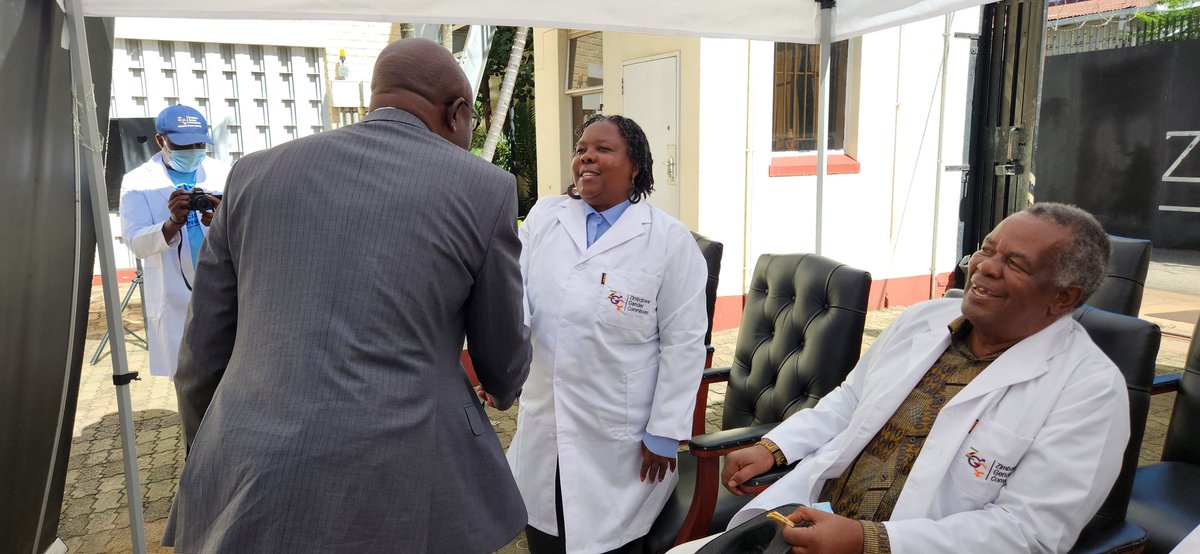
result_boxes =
[678,203,1130,554]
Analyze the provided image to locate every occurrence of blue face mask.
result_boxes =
[167,148,207,173]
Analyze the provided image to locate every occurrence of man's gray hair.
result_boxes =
[1024,202,1110,306]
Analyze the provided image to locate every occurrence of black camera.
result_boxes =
[188,188,221,212]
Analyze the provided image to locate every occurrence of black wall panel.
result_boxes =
[1038,40,1200,248]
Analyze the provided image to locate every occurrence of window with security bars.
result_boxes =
[772,41,848,152]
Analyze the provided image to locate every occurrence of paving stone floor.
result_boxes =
[60,288,1193,553]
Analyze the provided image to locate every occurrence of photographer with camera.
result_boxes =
[118,104,229,380]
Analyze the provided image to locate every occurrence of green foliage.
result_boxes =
[508,99,539,215]
[473,27,539,217]
[1135,1,1200,26]
[484,27,536,105]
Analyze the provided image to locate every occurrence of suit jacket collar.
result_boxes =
[554,198,651,261]
[363,107,428,130]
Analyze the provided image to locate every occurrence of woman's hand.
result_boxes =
[639,443,677,484]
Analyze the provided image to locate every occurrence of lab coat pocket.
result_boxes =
[597,270,660,337]
[142,257,164,319]
[624,365,658,439]
[951,419,1034,502]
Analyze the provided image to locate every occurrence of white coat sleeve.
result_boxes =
[119,185,178,259]
[884,362,1130,554]
[518,205,538,328]
[765,306,915,464]
[644,229,709,442]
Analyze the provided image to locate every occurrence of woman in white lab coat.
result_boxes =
[503,115,708,553]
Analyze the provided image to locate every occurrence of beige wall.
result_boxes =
[532,29,702,229]
[533,29,574,199]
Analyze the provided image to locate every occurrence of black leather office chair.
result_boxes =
[1126,317,1200,554]
[643,254,871,552]
[691,232,724,437]
[1086,236,1152,317]
[1068,306,1160,554]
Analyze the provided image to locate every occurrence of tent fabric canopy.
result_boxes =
[82,0,990,43]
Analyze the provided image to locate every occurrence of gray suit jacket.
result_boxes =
[164,109,530,553]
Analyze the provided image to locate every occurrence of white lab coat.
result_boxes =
[733,298,1130,554]
[507,195,708,553]
[118,153,230,379]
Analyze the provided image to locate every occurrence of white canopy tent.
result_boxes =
[61,0,994,552]
[81,0,992,43]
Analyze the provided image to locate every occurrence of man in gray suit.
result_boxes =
[164,39,530,553]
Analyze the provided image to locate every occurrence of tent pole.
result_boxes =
[61,2,148,554]
[815,0,834,255]
[930,14,953,299]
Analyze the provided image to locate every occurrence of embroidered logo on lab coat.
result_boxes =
[964,446,1015,484]
[608,290,626,312]
[965,447,988,478]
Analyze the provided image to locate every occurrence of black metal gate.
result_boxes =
[958,0,1049,280]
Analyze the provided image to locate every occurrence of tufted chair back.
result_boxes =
[722,254,871,429]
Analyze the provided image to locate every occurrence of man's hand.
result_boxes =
[781,506,865,554]
[722,444,776,496]
[167,189,191,223]
[200,194,221,226]
[162,189,191,240]
[474,384,506,410]
[639,443,677,484]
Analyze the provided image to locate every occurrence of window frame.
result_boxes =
[564,31,604,95]
[770,40,851,154]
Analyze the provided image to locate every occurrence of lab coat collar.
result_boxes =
[942,314,1074,409]
[554,198,651,261]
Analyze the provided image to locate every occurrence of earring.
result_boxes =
[566,184,580,199]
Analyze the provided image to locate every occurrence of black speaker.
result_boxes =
[103,117,158,212]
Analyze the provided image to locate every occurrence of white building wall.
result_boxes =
[103,18,398,273]
[698,8,980,298]
[696,38,758,297]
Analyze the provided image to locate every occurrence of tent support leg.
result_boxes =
[61,2,148,554]
[815,1,834,254]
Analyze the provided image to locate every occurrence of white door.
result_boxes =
[622,55,679,220]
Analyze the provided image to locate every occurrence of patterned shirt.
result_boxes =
[817,317,1004,554]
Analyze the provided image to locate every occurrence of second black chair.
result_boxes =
[1068,306,1160,554]
[643,253,871,552]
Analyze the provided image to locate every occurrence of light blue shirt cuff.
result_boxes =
[643,433,679,458]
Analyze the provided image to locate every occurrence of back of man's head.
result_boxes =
[367,38,474,149]
[1023,202,1110,306]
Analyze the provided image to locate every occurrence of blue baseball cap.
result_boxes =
[155,105,213,146]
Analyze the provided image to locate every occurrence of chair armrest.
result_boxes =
[740,461,798,493]
[692,366,733,437]
[688,423,778,457]
[1152,373,1181,395]
[703,366,731,384]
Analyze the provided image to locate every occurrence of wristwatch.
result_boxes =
[756,438,787,467]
